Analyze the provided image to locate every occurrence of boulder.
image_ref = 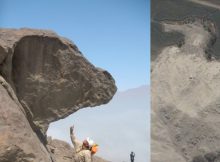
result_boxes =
[0,28,116,136]
[0,28,116,161]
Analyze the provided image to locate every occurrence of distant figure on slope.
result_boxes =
[130,151,135,162]
[70,125,98,162]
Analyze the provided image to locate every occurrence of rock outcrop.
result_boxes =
[152,1,220,162]
[0,28,116,161]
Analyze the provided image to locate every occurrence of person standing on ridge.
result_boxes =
[70,125,98,162]
[130,151,135,162]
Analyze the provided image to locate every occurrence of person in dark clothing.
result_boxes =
[130,151,135,162]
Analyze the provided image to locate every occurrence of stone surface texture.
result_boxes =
[0,28,116,162]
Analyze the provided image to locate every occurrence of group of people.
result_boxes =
[70,125,135,162]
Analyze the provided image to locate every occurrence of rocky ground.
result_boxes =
[152,0,220,162]
[47,137,109,162]
[0,28,116,162]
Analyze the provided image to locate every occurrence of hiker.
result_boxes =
[70,125,98,162]
[130,151,135,162]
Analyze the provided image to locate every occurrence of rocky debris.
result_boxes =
[47,137,109,162]
[92,156,110,162]
[47,137,73,162]
[0,28,116,161]
[151,12,220,162]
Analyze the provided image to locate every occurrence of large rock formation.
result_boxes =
[0,28,116,161]
[152,0,220,162]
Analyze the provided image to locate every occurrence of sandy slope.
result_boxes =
[152,19,220,162]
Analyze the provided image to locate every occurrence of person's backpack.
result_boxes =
[91,144,98,154]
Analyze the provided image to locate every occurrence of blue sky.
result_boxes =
[0,0,149,91]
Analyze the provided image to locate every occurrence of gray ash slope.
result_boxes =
[152,1,220,162]
[151,0,220,61]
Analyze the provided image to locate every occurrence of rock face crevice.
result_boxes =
[0,28,116,162]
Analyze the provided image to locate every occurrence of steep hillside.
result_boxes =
[152,1,220,162]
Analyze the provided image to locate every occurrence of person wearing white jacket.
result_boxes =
[70,125,95,162]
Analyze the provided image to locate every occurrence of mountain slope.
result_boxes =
[152,1,220,162]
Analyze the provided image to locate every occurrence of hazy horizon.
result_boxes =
[47,85,150,162]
